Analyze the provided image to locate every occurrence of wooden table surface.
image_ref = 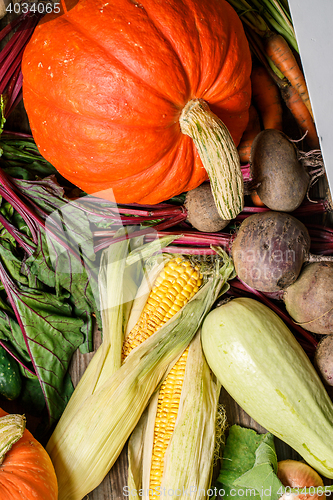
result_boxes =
[1,8,333,500]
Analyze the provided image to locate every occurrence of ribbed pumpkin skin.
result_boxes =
[22,0,251,204]
[0,409,58,500]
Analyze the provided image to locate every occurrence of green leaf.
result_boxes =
[217,425,284,500]
[9,283,84,423]
[0,138,57,179]
[234,435,284,500]
[45,237,99,352]
[0,200,14,220]
[25,227,98,353]
[25,232,56,289]
[0,309,31,363]
[218,426,264,485]
[0,239,29,287]
[0,201,16,245]
[15,176,96,262]
[218,425,264,500]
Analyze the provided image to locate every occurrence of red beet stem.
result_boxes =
[241,164,252,182]
[93,228,231,253]
[1,130,33,139]
[0,13,42,115]
[4,69,23,117]
[0,340,36,376]
[308,224,333,237]
[160,246,218,255]
[115,205,184,217]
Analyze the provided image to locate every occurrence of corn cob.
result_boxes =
[122,257,204,499]
[122,257,203,360]
[149,347,189,494]
[126,253,233,500]
[52,250,200,440]
[47,241,234,500]
[123,257,206,498]
[127,331,224,500]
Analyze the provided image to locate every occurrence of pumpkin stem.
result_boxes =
[0,413,26,465]
[179,98,244,220]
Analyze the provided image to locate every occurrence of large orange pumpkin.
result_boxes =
[0,409,58,499]
[22,0,251,208]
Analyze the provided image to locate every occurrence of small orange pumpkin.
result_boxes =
[0,408,58,499]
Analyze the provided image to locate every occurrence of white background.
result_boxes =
[288,0,333,195]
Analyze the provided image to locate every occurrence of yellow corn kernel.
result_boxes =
[149,348,189,496]
[122,259,202,360]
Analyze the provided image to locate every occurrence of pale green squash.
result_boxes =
[201,297,333,478]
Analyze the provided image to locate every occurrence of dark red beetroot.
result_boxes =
[283,262,333,335]
[314,336,333,386]
[185,183,231,232]
[250,129,310,212]
[231,211,333,293]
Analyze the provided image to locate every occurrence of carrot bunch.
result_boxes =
[264,32,319,149]
[251,64,284,131]
[237,104,261,164]
[233,0,320,161]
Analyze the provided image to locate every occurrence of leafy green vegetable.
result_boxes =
[4,172,101,348]
[15,175,96,263]
[25,230,98,353]
[234,438,284,500]
[0,260,85,422]
[0,310,32,364]
[0,145,101,426]
[218,425,333,498]
[0,137,57,179]
[217,425,284,500]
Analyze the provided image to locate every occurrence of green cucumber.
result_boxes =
[201,297,333,478]
[0,345,22,400]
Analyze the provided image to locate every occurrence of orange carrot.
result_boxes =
[251,190,266,207]
[281,83,320,150]
[251,65,283,131]
[265,33,313,119]
[237,104,262,164]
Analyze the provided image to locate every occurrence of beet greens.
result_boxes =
[0,130,103,425]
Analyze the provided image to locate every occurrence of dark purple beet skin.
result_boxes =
[250,129,310,212]
[315,336,333,386]
[284,262,333,335]
[231,211,311,292]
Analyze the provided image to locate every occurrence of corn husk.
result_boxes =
[46,250,234,500]
[47,236,130,430]
[51,234,176,426]
[127,330,224,500]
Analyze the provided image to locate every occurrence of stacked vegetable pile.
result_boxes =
[0,1,333,500]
